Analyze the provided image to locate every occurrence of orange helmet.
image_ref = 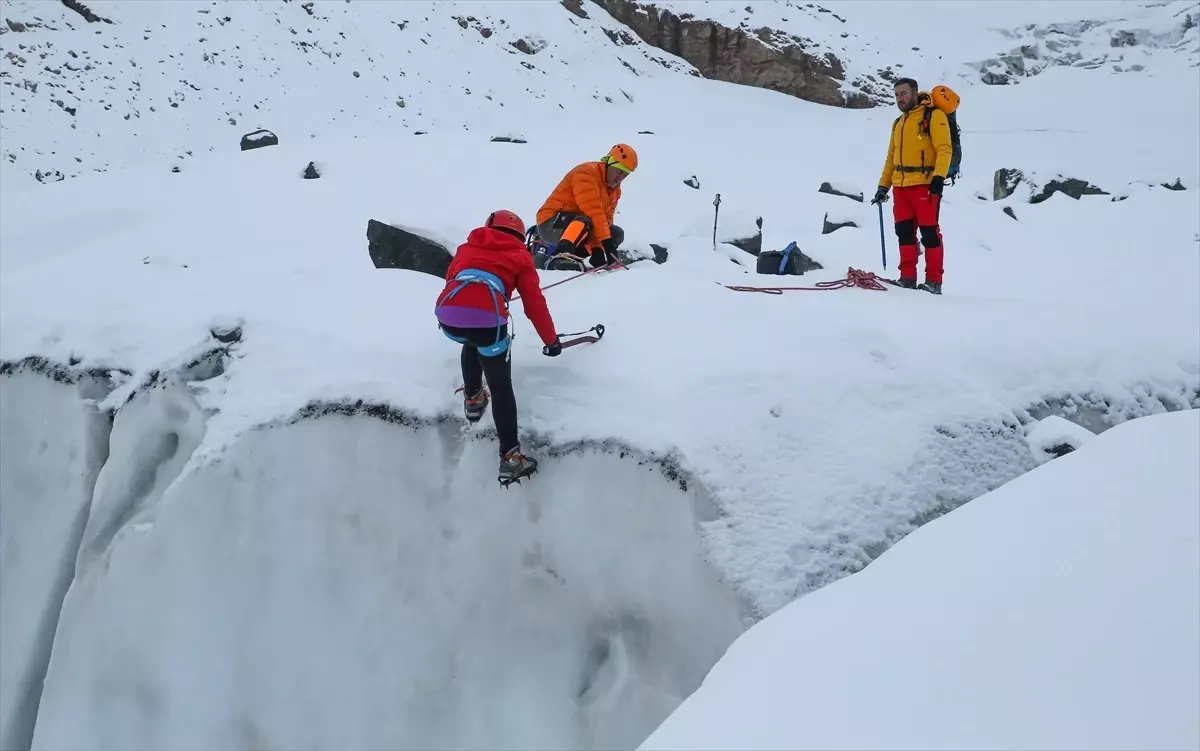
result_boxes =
[601,143,638,174]
[485,209,525,239]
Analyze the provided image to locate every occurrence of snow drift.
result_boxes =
[640,408,1200,751]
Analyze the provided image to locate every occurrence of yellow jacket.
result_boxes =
[878,92,953,188]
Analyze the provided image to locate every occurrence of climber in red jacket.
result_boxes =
[434,209,561,486]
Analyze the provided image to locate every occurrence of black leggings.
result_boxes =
[441,323,519,456]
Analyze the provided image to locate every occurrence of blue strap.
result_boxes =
[778,241,797,274]
[435,267,511,356]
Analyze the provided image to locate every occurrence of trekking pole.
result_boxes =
[712,193,721,252]
[876,200,887,269]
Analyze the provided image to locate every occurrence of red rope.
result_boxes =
[723,267,889,294]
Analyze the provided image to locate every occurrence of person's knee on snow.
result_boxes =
[536,143,638,270]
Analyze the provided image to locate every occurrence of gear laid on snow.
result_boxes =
[724,268,889,294]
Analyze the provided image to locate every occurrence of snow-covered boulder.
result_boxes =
[365,219,452,278]
[240,129,278,152]
[1024,414,1095,464]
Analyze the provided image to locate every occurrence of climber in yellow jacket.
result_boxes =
[873,77,954,294]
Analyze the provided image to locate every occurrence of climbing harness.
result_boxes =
[723,267,889,294]
[435,267,511,356]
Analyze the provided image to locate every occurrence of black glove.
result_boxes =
[871,186,890,205]
[589,247,611,269]
[928,176,945,196]
[542,338,562,357]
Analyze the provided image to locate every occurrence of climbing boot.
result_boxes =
[918,280,942,295]
[895,277,917,289]
[456,386,489,423]
[498,446,538,487]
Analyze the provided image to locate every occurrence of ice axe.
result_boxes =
[545,324,605,354]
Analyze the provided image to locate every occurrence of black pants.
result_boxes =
[441,323,519,456]
[536,212,623,270]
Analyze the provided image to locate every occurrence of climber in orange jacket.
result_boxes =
[873,77,954,295]
[535,143,637,271]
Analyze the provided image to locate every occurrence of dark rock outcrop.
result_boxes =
[366,220,452,278]
[61,0,113,24]
[302,161,320,179]
[1029,177,1109,204]
[728,217,763,256]
[240,129,278,151]
[821,212,858,234]
[1003,206,1018,221]
[490,135,527,144]
[994,168,1024,200]
[595,0,875,108]
[819,181,863,202]
[683,175,700,189]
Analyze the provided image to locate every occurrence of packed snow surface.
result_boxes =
[640,409,1200,751]
[1,0,1198,749]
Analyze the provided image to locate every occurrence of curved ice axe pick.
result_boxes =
[545,324,605,354]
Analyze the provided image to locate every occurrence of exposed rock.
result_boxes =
[638,130,654,135]
[209,317,244,344]
[729,216,763,256]
[821,212,858,234]
[1003,206,1017,221]
[302,161,320,179]
[61,0,114,24]
[649,243,668,264]
[595,0,877,108]
[683,175,700,190]
[1030,177,1108,204]
[35,168,65,183]
[560,0,589,19]
[240,129,278,151]
[818,181,863,202]
[366,219,452,279]
[993,168,1023,200]
[490,135,527,143]
[1163,178,1186,191]
[510,38,545,55]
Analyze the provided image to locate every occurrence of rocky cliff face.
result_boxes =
[592,0,877,108]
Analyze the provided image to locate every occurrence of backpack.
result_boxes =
[922,84,963,183]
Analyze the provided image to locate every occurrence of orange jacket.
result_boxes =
[536,161,621,249]
[878,91,953,189]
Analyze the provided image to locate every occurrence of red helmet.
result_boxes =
[485,209,526,240]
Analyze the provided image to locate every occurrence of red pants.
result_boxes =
[891,184,944,284]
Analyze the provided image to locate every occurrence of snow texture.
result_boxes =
[1024,414,1097,463]
[640,409,1200,751]
[0,1,1198,749]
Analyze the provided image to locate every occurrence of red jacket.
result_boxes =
[435,227,558,346]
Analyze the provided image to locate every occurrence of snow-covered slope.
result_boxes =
[1,1,1198,749]
[640,408,1200,751]
[0,0,691,183]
